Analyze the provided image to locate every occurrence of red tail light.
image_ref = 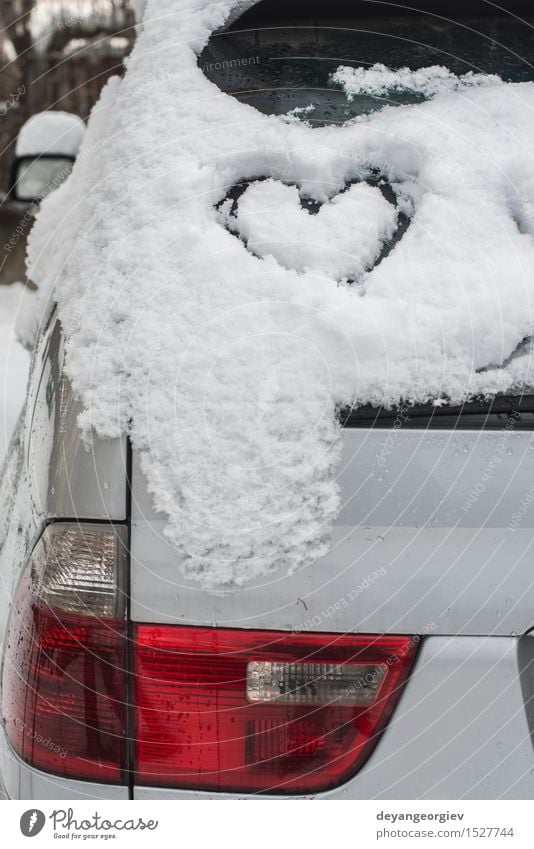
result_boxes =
[2,524,128,784]
[134,626,417,794]
[2,524,417,793]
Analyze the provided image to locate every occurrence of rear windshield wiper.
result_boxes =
[341,395,534,430]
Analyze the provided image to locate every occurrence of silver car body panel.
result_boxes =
[130,427,534,635]
[28,318,127,522]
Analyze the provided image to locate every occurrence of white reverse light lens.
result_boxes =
[246,660,386,706]
[31,524,127,618]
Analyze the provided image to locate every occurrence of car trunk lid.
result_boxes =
[130,406,534,636]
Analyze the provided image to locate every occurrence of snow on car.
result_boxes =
[22,0,534,587]
[15,111,85,159]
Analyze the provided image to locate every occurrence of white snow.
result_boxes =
[283,104,316,123]
[23,0,534,586]
[16,111,85,158]
[222,179,397,280]
[331,63,503,99]
[0,285,31,461]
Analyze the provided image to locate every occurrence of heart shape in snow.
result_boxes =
[219,178,403,281]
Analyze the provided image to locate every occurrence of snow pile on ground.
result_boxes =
[0,284,31,460]
[331,63,503,99]
[23,0,534,586]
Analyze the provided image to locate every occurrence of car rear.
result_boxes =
[3,0,534,801]
[2,361,534,798]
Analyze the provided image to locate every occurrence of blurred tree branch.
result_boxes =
[1,0,35,117]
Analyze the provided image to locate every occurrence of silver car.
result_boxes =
[1,0,534,801]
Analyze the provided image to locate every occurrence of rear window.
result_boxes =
[201,1,534,428]
[199,0,534,124]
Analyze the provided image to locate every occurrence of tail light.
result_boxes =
[134,626,417,794]
[2,525,417,793]
[1,523,128,784]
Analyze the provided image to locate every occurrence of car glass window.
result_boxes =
[199,3,534,124]
[15,157,74,202]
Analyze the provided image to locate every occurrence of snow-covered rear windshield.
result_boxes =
[199,2,534,123]
[27,0,534,587]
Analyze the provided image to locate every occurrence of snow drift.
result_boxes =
[24,0,534,586]
[331,63,503,99]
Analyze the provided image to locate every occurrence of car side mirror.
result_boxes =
[10,155,75,204]
[9,111,85,205]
